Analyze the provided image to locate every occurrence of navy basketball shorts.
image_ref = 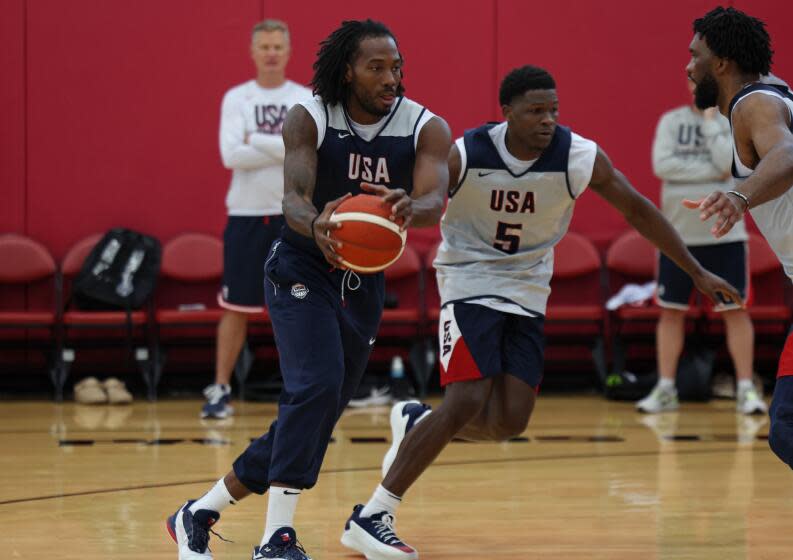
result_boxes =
[438,302,545,388]
[219,215,284,312]
[769,328,793,469]
[656,241,748,311]
[232,240,384,491]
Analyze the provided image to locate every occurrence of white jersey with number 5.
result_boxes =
[434,122,597,316]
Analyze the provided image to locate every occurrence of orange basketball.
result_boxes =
[329,194,407,273]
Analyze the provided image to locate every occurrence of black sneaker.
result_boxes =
[252,527,312,560]
[166,500,219,559]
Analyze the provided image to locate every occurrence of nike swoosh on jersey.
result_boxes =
[478,171,496,177]
[338,132,351,138]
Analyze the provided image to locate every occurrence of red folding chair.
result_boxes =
[545,231,607,382]
[606,230,701,374]
[0,234,61,396]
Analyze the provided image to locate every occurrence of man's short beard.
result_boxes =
[694,72,720,109]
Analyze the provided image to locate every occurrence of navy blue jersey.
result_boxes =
[283,96,432,255]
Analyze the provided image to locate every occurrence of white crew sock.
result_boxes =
[360,484,402,518]
[737,378,754,391]
[262,486,301,544]
[658,377,676,391]
[189,478,236,514]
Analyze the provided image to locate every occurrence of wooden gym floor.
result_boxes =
[1,395,791,559]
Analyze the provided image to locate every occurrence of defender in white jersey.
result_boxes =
[683,7,793,470]
[637,79,764,416]
[202,20,312,420]
[347,66,742,558]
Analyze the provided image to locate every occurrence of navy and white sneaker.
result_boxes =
[252,527,312,559]
[166,500,220,559]
[382,401,432,477]
[341,504,417,560]
[201,384,233,419]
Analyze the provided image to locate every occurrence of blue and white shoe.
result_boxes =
[252,527,312,559]
[166,500,220,559]
[382,401,432,477]
[201,384,233,419]
[341,504,418,560]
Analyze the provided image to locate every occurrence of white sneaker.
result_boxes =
[382,401,432,478]
[166,500,218,559]
[737,385,768,415]
[341,504,418,560]
[636,384,679,413]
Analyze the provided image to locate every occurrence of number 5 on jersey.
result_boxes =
[494,221,522,254]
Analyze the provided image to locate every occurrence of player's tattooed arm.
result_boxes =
[589,146,743,307]
[282,105,347,266]
[409,116,452,227]
[362,116,451,229]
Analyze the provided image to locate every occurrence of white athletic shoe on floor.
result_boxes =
[341,504,418,560]
[737,385,768,415]
[166,500,219,559]
[636,384,679,413]
[382,401,432,478]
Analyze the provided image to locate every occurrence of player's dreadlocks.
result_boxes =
[499,66,556,106]
[693,7,773,76]
[312,19,405,106]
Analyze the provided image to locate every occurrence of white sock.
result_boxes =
[262,486,301,545]
[737,378,754,391]
[190,478,236,514]
[658,377,676,391]
[360,484,402,518]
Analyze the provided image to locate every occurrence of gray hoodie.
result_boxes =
[652,105,747,245]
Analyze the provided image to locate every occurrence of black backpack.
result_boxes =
[71,228,161,311]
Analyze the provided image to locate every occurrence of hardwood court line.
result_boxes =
[0,445,760,507]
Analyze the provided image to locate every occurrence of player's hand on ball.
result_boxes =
[682,191,745,238]
[692,268,744,309]
[313,193,351,268]
[360,182,413,230]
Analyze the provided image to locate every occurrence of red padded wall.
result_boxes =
[261,0,496,136]
[25,0,261,258]
[1,0,792,253]
[0,0,26,233]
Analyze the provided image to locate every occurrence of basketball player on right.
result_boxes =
[340,65,742,559]
[681,6,793,470]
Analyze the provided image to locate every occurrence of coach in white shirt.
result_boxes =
[203,19,311,419]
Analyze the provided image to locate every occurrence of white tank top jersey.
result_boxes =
[219,79,312,216]
[435,121,598,316]
[728,82,793,282]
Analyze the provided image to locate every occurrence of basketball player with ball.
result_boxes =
[341,65,743,559]
[167,19,450,560]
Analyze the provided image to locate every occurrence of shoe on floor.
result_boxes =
[636,384,679,413]
[103,377,133,404]
[201,384,233,419]
[382,400,432,478]
[252,527,312,559]
[341,504,417,560]
[737,385,768,415]
[166,499,219,559]
[74,377,107,404]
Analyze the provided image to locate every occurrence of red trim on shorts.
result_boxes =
[440,335,482,387]
[216,293,265,314]
[778,331,793,378]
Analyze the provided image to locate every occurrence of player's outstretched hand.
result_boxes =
[360,182,413,230]
[692,268,745,309]
[682,191,745,239]
[313,193,351,268]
